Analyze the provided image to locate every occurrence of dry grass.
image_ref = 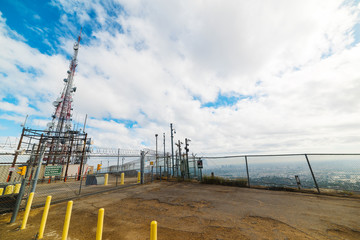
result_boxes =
[201,175,248,187]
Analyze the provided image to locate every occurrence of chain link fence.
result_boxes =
[201,153,360,194]
[150,154,201,181]
[0,150,146,215]
[4,149,357,216]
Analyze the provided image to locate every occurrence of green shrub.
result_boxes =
[202,175,248,187]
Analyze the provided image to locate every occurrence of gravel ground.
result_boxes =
[0,181,359,239]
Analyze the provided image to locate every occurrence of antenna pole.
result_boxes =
[83,114,87,133]
[170,123,175,177]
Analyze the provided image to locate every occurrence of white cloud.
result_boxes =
[1,0,360,155]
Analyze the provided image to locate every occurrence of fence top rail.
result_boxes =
[88,154,140,158]
[200,153,360,159]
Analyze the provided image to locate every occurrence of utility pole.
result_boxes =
[170,123,175,177]
[163,133,166,175]
[155,134,158,176]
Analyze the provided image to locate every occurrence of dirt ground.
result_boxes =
[0,182,359,240]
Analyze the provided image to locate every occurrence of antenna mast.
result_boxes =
[50,29,81,133]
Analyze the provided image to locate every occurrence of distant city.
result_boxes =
[203,160,360,191]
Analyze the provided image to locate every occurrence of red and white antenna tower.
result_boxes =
[48,30,82,133]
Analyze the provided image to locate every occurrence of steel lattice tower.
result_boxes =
[48,31,81,133]
[7,31,89,182]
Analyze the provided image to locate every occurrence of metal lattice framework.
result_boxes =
[5,32,89,182]
[6,128,89,182]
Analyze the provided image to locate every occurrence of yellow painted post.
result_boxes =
[61,201,73,240]
[14,183,21,194]
[21,192,35,230]
[96,208,104,240]
[150,220,157,240]
[104,174,108,186]
[120,173,124,185]
[137,172,141,183]
[38,196,52,239]
[0,188,4,196]
[4,185,14,195]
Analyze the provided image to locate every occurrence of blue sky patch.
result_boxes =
[200,93,253,109]
[0,118,21,136]
[0,0,125,56]
[352,23,360,45]
[102,117,138,128]
[2,95,19,105]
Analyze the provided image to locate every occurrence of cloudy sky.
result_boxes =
[0,0,360,155]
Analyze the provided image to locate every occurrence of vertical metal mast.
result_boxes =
[50,30,81,133]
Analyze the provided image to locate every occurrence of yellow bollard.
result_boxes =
[14,183,21,194]
[0,188,4,196]
[38,196,52,239]
[4,185,14,195]
[120,173,124,185]
[61,201,73,240]
[137,172,141,183]
[21,192,35,230]
[96,208,104,240]
[104,174,108,186]
[150,220,157,240]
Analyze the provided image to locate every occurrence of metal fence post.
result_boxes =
[116,148,120,186]
[31,135,45,193]
[78,160,86,195]
[245,156,250,188]
[10,145,35,223]
[140,151,145,184]
[151,166,154,182]
[193,155,197,178]
[305,154,320,193]
[167,153,170,178]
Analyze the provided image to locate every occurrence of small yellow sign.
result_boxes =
[150,161,154,166]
